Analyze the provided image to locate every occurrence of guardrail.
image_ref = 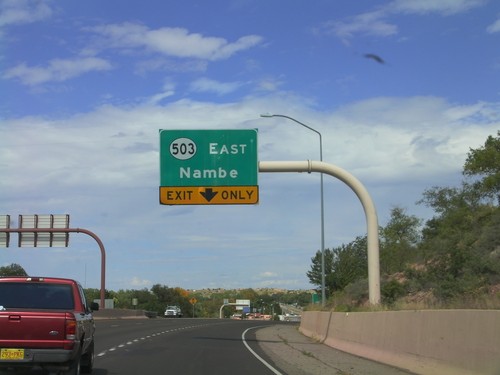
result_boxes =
[300,310,500,375]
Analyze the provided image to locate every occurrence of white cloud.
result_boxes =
[259,271,278,278]
[86,22,263,61]
[0,0,53,27]
[146,81,176,105]
[256,77,284,92]
[189,78,243,95]
[324,0,486,42]
[3,57,112,86]
[328,97,497,179]
[130,277,152,288]
[487,17,500,33]
[325,10,398,43]
[135,58,208,75]
[388,0,486,15]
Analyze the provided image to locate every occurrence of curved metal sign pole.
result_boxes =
[259,160,381,305]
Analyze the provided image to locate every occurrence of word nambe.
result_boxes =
[180,167,238,179]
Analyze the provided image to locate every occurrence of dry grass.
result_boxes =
[305,287,500,312]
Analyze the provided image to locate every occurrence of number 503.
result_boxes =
[170,138,197,160]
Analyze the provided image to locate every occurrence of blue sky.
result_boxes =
[1,0,499,291]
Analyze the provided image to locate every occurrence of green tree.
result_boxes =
[381,279,407,305]
[417,182,499,300]
[151,284,176,303]
[83,288,101,305]
[463,131,500,204]
[112,289,134,308]
[237,288,259,302]
[330,236,368,291]
[112,288,158,311]
[0,263,28,276]
[307,237,368,296]
[306,248,335,294]
[132,288,159,312]
[380,207,421,274]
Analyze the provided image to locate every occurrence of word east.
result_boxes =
[209,143,248,155]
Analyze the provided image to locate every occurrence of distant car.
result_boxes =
[164,305,182,318]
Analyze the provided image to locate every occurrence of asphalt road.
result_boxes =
[93,318,279,375]
[0,318,414,375]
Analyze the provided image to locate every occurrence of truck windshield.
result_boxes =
[0,282,74,310]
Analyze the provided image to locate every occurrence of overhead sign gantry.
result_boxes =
[158,129,381,304]
[0,215,107,309]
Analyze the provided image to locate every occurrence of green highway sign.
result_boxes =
[159,129,258,205]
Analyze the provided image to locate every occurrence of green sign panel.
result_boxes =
[159,129,258,188]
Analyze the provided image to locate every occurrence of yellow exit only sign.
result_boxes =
[159,186,258,205]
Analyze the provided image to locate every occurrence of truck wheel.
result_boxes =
[81,341,94,373]
[63,354,81,375]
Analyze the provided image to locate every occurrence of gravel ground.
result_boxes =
[256,324,416,375]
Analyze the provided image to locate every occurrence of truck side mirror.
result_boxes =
[90,302,99,311]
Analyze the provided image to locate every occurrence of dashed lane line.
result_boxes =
[96,323,216,358]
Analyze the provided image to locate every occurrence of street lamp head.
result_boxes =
[260,113,274,118]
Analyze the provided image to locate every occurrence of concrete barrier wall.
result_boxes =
[299,310,500,375]
[299,311,331,342]
[93,308,152,319]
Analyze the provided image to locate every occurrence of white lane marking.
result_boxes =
[96,322,215,358]
[242,326,284,375]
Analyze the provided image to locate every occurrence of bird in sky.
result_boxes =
[364,53,385,64]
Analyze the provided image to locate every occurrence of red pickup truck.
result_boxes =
[0,276,98,374]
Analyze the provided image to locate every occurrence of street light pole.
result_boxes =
[260,113,326,306]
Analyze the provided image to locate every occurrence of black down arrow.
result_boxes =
[200,188,218,202]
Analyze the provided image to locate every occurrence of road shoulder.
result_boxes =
[256,324,415,375]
